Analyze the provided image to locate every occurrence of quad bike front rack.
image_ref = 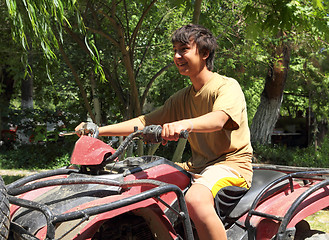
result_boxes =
[8,171,194,240]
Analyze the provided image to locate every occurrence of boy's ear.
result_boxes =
[202,50,210,60]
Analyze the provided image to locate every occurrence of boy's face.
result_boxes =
[173,40,207,77]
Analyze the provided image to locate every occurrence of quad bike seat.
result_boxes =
[215,169,288,224]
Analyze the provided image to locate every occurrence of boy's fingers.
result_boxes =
[75,122,85,131]
[75,122,86,137]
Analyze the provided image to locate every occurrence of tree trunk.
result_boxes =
[90,72,101,125]
[250,95,282,144]
[18,50,34,144]
[192,0,202,24]
[0,66,15,133]
[21,67,33,109]
[251,34,291,144]
[56,37,96,123]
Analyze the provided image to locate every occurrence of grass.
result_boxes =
[305,210,329,233]
[2,175,24,185]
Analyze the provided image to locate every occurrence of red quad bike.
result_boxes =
[1,125,329,240]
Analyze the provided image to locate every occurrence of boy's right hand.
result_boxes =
[161,120,191,145]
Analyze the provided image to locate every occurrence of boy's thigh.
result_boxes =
[191,164,248,198]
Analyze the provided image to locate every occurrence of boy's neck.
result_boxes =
[190,68,215,91]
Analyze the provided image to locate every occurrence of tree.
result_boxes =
[244,0,329,144]
[0,1,35,143]
[5,0,192,124]
[0,3,16,134]
[4,0,328,151]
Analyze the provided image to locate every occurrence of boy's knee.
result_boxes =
[185,191,201,209]
[185,184,214,217]
[185,185,207,204]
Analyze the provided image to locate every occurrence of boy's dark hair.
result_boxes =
[172,24,217,71]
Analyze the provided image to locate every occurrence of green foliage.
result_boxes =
[0,140,74,170]
[281,48,329,120]
[2,0,329,169]
[4,0,328,123]
[253,134,329,168]
[5,108,82,140]
[244,0,329,40]
[5,0,78,59]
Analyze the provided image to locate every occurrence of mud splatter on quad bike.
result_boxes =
[1,125,329,240]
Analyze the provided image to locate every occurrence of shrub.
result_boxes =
[0,140,75,170]
[253,134,329,168]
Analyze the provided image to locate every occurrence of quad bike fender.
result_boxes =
[71,136,116,165]
[35,196,177,240]
[243,180,329,240]
[124,158,191,191]
[123,160,191,214]
[9,174,69,216]
[285,183,329,228]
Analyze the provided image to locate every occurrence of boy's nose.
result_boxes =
[174,51,182,58]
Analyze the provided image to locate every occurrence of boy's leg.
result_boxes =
[185,165,248,240]
[185,183,226,240]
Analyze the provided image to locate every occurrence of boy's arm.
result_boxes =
[75,117,145,137]
[161,110,229,141]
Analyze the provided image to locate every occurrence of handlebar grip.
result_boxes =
[179,130,189,139]
[141,125,189,144]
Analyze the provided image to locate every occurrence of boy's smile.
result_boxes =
[173,41,207,78]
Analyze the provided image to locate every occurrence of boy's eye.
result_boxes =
[173,47,188,54]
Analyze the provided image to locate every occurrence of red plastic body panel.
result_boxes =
[9,175,68,216]
[35,195,178,239]
[70,136,116,165]
[17,161,190,239]
[237,181,329,240]
[124,163,190,212]
[124,163,190,189]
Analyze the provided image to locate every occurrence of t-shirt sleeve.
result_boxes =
[212,79,246,131]
[139,105,166,126]
[139,87,189,126]
[139,95,177,126]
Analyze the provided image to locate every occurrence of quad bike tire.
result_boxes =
[0,176,10,240]
[92,213,154,240]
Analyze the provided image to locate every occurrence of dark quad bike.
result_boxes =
[1,125,329,240]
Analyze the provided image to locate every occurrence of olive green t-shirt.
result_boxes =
[139,73,253,186]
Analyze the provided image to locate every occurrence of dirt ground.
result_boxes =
[0,169,46,177]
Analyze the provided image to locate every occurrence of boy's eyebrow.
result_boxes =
[173,42,190,48]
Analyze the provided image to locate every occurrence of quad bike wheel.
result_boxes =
[0,176,10,240]
[92,213,154,240]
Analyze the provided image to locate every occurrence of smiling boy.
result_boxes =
[76,24,253,240]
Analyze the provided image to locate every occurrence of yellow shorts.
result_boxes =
[190,165,249,198]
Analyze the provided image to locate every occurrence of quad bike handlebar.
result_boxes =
[5,125,193,240]
[103,125,188,165]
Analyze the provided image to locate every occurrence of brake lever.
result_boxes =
[59,130,84,137]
